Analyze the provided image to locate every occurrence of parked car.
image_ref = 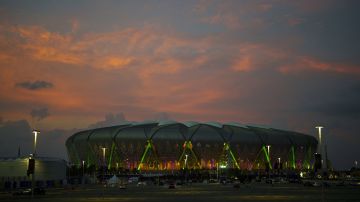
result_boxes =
[137,181,147,187]
[13,187,46,196]
[168,182,176,189]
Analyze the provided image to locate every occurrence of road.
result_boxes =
[2,182,360,202]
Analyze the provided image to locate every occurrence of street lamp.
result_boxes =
[101,147,107,183]
[278,157,281,169]
[184,154,189,183]
[315,126,325,169]
[316,126,323,145]
[267,145,271,156]
[31,130,39,198]
[82,160,85,184]
[32,130,40,156]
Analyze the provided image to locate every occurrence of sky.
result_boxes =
[0,0,359,169]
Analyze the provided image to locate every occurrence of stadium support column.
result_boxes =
[262,145,272,170]
[178,141,201,169]
[137,140,159,171]
[220,142,240,169]
[108,142,116,170]
[303,146,312,170]
[289,146,296,169]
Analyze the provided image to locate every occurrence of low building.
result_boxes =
[0,156,67,189]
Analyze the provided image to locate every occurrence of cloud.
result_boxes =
[30,107,50,121]
[287,18,305,26]
[278,56,360,75]
[306,82,360,119]
[0,118,78,159]
[88,112,128,129]
[15,80,54,90]
[71,18,79,33]
[197,1,271,30]
[0,119,32,157]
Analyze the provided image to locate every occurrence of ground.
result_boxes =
[1,182,360,202]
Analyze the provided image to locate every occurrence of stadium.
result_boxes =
[65,121,318,172]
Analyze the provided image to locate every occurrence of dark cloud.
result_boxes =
[0,119,32,157]
[307,81,360,119]
[37,128,80,160]
[15,80,54,90]
[30,107,50,121]
[88,112,127,129]
[0,118,79,159]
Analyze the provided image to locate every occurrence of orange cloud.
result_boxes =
[99,56,135,70]
[288,18,305,26]
[278,56,360,75]
[232,55,252,72]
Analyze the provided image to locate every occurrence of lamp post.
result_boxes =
[31,130,39,198]
[82,160,85,184]
[316,126,323,145]
[266,145,271,179]
[33,130,39,156]
[267,145,271,157]
[184,154,188,183]
[102,148,106,183]
[278,157,281,170]
[266,145,271,166]
[316,126,325,169]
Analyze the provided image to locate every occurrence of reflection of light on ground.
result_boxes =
[226,195,297,200]
[81,198,148,201]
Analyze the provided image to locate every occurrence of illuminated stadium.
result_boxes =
[65,121,318,172]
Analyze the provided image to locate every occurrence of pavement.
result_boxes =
[1,182,360,202]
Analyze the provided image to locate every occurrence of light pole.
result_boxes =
[266,145,271,178]
[316,126,323,148]
[267,145,271,157]
[355,161,358,168]
[82,160,85,184]
[31,130,39,198]
[266,145,271,166]
[316,126,325,169]
[184,154,188,183]
[278,157,281,170]
[102,147,107,183]
[33,130,39,156]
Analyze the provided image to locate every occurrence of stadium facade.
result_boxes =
[65,121,318,171]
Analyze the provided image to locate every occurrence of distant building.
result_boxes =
[66,121,318,172]
[0,157,66,189]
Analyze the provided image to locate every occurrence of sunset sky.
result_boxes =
[0,0,359,169]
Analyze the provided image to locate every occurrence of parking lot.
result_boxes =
[1,181,360,202]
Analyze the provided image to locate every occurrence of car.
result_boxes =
[13,187,46,196]
[168,183,176,189]
[233,182,240,189]
[303,181,314,187]
[137,181,147,187]
[350,181,360,186]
